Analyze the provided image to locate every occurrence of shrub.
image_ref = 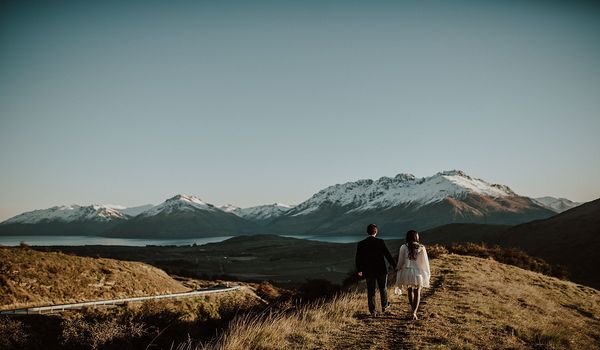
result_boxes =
[445,243,569,280]
[427,244,449,259]
[255,282,282,302]
[0,316,29,349]
[297,279,341,301]
[60,314,148,350]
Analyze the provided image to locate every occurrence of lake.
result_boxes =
[0,234,374,246]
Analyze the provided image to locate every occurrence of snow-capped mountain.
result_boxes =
[138,195,217,217]
[0,204,128,236]
[104,194,257,238]
[3,204,126,224]
[289,170,515,216]
[234,203,294,221]
[533,197,581,213]
[268,170,555,235]
[0,171,563,238]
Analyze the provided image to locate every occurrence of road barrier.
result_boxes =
[0,285,241,315]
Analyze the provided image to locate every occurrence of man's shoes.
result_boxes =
[370,311,378,317]
[383,303,391,313]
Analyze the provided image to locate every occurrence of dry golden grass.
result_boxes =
[173,294,362,350]
[390,254,600,349]
[188,254,600,350]
[0,246,189,310]
[0,285,267,350]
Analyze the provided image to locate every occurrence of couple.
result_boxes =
[355,224,431,319]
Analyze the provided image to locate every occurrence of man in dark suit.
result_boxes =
[356,223,397,317]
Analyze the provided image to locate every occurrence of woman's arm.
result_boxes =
[396,244,406,270]
[419,246,431,286]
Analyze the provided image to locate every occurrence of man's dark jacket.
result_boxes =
[355,235,396,277]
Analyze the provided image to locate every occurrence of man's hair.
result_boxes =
[366,224,378,235]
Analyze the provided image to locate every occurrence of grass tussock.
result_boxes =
[0,246,189,310]
[174,293,364,350]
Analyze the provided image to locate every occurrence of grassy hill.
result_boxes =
[420,223,509,244]
[499,198,600,289]
[418,198,600,290]
[0,246,190,310]
[196,254,600,350]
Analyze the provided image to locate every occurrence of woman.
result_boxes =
[395,230,430,320]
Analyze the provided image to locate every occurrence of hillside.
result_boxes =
[202,254,600,350]
[499,198,600,289]
[0,247,189,310]
[420,223,509,244]
[33,235,361,285]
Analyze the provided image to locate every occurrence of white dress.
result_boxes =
[395,244,431,289]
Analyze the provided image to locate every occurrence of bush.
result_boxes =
[446,243,569,280]
[341,269,361,289]
[297,279,341,301]
[60,314,148,350]
[0,316,29,349]
[255,282,282,302]
[427,244,449,259]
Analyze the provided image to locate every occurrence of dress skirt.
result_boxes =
[396,267,427,289]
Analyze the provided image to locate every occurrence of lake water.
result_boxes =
[0,235,235,247]
[0,234,370,246]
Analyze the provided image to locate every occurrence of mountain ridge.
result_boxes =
[0,170,571,237]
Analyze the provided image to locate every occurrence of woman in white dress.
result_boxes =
[395,230,430,320]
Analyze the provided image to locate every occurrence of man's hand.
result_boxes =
[357,271,363,277]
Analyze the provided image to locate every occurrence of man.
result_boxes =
[355,223,397,317]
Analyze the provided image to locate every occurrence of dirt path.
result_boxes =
[331,270,447,349]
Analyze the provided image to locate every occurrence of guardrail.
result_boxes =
[0,286,241,315]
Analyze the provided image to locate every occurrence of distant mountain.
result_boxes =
[104,195,257,238]
[533,196,581,213]
[498,198,600,289]
[234,203,294,222]
[0,170,562,239]
[267,170,555,235]
[0,205,127,236]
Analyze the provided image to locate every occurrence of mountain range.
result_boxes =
[0,170,581,238]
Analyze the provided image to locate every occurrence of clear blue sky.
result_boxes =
[1,0,599,221]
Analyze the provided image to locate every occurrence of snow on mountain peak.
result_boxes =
[394,173,417,181]
[3,204,126,224]
[533,196,580,213]
[290,170,517,216]
[233,203,294,220]
[219,204,241,213]
[139,195,216,217]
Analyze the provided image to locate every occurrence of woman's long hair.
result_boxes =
[406,230,420,260]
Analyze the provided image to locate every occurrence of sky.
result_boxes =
[1,0,599,221]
